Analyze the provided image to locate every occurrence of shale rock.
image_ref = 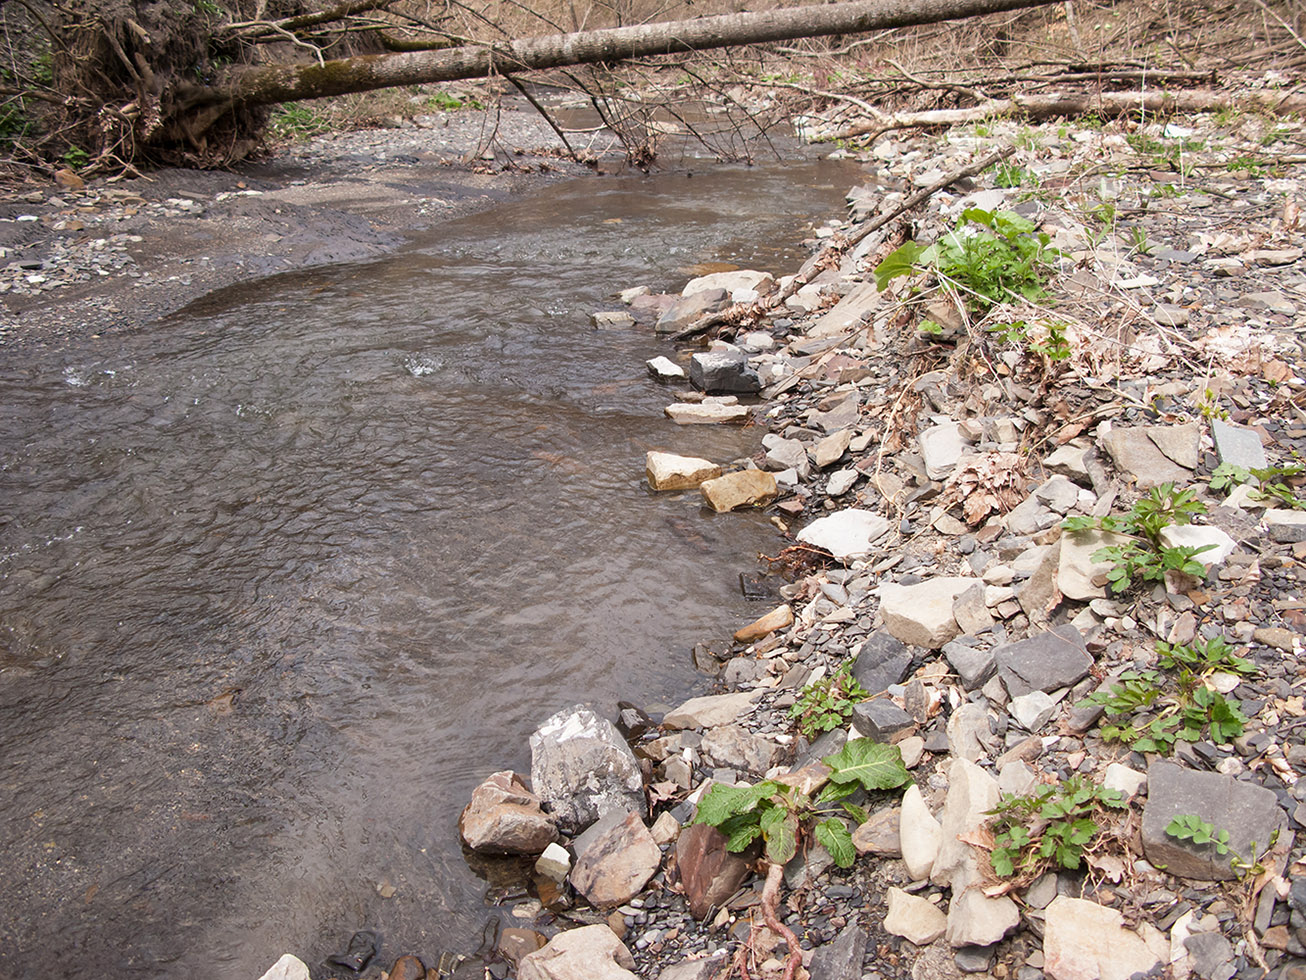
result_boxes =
[570,808,662,907]
[645,451,721,491]
[676,822,754,919]
[1043,896,1166,980]
[699,470,777,512]
[878,577,976,648]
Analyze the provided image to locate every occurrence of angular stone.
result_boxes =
[809,391,861,433]
[952,582,994,635]
[689,351,760,394]
[1044,444,1091,483]
[1005,495,1060,536]
[1211,419,1267,470]
[920,423,965,480]
[933,758,1001,888]
[946,702,995,763]
[530,707,646,834]
[1035,475,1081,514]
[699,724,782,776]
[663,691,760,730]
[808,924,868,980]
[762,434,811,478]
[665,400,750,425]
[535,841,571,882]
[646,451,721,491]
[851,700,915,741]
[656,288,728,334]
[682,270,772,297]
[700,470,777,512]
[995,625,1093,698]
[1043,896,1166,980]
[1185,931,1235,980]
[1101,427,1192,488]
[827,469,859,496]
[1102,762,1146,801]
[570,809,662,907]
[1159,524,1236,568]
[1148,423,1201,470]
[1009,691,1057,731]
[815,429,852,468]
[807,280,882,339]
[852,629,912,695]
[901,783,944,880]
[592,311,636,329]
[1265,508,1306,543]
[459,770,559,854]
[733,603,793,643]
[946,873,1020,948]
[853,806,901,857]
[385,955,427,980]
[1240,291,1297,315]
[676,822,754,919]
[878,577,976,649]
[944,641,997,691]
[499,932,548,969]
[1141,760,1290,880]
[257,954,310,980]
[1058,529,1129,601]
[517,924,638,980]
[646,356,686,381]
[886,887,948,946]
[657,953,730,980]
[797,508,890,561]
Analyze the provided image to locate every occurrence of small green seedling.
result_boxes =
[789,664,870,741]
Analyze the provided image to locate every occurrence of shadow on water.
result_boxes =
[0,156,865,978]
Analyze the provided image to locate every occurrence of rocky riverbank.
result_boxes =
[256,105,1306,980]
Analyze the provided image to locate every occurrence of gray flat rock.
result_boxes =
[1101,427,1192,488]
[1211,419,1267,470]
[995,625,1093,698]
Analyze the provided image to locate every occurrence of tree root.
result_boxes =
[760,861,802,980]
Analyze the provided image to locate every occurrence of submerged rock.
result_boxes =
[256,954,310,980]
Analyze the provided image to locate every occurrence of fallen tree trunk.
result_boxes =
[182,0,1062,114]
[835,88,1306,140]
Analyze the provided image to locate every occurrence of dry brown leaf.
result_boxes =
[940,452,1028,525]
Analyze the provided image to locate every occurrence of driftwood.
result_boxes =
[835,88,1306,141]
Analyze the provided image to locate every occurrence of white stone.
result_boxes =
[920,422,965,480]
[662,691,760,730]
[877,577,975,648]
[619,285,650,304]
[1103,762,1146,801]
[900,784,943,881]
[257,954,310,980]
[1044,896,1166,980]
[932,758,1001,888]
[682,270,772,297]
[665,401,749,425]
[797,508,890,561]
[645,451,721,491]
[827,469,859,497]
[1158,524,1236,568]
[646,356,686,380]
[518,924,638,980]
[946,870,1021,948]
[592,311,636,329]
[1010,690,1057,731]
[885,886,947,945]
[535,841,572,882]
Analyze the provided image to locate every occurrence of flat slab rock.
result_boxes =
[796,508,890,561]
[1044,896,1166,980]
[569,808,661,907]
[1141,760,1291,880]
[663,690,760,730]
[995,624,1093,698]
[878,577,975,649]
[1100,425,1196,487]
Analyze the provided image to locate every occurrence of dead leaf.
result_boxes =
[1085,852,1125,882]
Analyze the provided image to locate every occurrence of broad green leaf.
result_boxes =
[692,780,780,827]
[721,815,763,853]
[873,241,926,291]
[841,802,870,825]
[815,817,857,869]
[822,739,910,792]
[815,780,856,805]
[760,806,799,865]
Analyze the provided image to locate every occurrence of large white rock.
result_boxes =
[1058,528,1129,600]
[900,784,943,881]
[682,269,773,297]
[932,758,1001,888]
[517,924,638,980]
[663,691,761,730]
[529,706,646,834]
[645,451,721,491]
[797,509,890,561]
[257,954,310,980]
[646,356,686,380]
[877,577,975,648]
[1043,896,1166,980]
[920,422,965,480]
[1159,524,1237,569]
[665,400,750,425]
[885,886,947,946]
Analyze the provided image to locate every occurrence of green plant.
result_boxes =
[1029,321,1072,362]
[1156,635,1255,678]
[424,89,482,111]
[1127,226,1153,255]
[1198,389,1230,421]
[1165,815,1279,879]
[1063,482,1211,594]
[62,146,90,170]
[1226,155,1266,177]
[994,163,1038,188]
[1209,462,1306,509]
[986,777,1127,881]
[874,208,1060,312]
[269,102,331,141]
[1127,132,1204,175]
[789,665,870,740]
[693,740,910,975]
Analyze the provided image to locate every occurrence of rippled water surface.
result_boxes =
[0,158,863,978]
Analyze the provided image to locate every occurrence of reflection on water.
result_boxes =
[0,158,863,978]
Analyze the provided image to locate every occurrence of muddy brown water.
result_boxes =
[0,157,864,978]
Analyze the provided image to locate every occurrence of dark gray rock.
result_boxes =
[944,640,997,690]
[688,351,760,394]
[852,629,912,695]
[657,952,729,980]
[655,288,728,334]
[529,705,647,834]
[995,625,1093,698]
[851,700,915,741]
[807,923,866,980]
[1141,760,1290,880]
[1211,419,1267,471]
[1185,931,1235,980]
[954,946,995,974]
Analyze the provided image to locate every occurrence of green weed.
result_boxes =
[986,777,1126,881]
[789,665,870,741]
[269,103,331,141]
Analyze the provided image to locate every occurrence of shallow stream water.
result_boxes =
[0,156,864,978]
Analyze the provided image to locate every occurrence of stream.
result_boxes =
[0,154,865,978]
